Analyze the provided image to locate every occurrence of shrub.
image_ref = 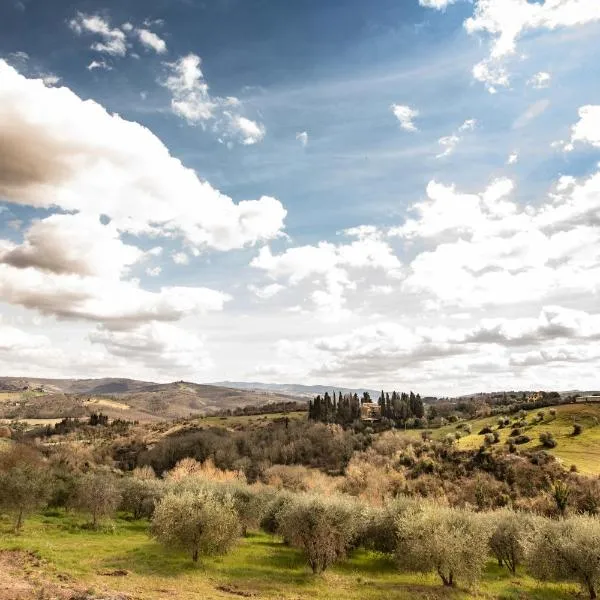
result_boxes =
[539,432,557,449]
[551,481,571,516]
[278,494,360,574]
[260,491,295,536]
[395,504,490,587]
[463,424,472,434]
[73,471,121,528]
[528,515,600,599]
[151,489,240,562]
[513,434,531,445]
[489,510,538,574]
[0,444,52,531]
[549,409,557,418]
[573,423,584,436]
[479,426,493,435]
[361,497,415,554]
[510,428,522,437]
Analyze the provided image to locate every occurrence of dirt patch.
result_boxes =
[0,550,129,600]
[215,584,256,597]
[98,570,129,577]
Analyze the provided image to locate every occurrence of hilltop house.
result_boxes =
[360,402,382,422]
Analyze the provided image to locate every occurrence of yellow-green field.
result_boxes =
[84,397,131,411]
[424,403,600,475]
[0,512,578,600]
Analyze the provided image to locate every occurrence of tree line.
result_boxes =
[309,390,425,426]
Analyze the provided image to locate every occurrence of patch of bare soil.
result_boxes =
[0,551,129,600]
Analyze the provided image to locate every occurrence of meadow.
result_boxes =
[0,511,579,600]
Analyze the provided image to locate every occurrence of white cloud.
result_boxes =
[391,104,419,132]
[465,0,600,91]
[0,213,143,278]
[145,266,162,277]
[436,118,477,158]
[90,322,212,373]
[0,61,285,253]
[529,71,551,88]
[296,131,308,147]
[136,28,167,54]
[419,0,459,8]
[69,13,128,57]
[507,151,519,164]
[395,167,600,309]
[251,233,402,321]
[566,105,600,149]
[162,54,266,144]
[248,283,285,299]
[87,60,112,71]
[172,251,190,265]
[42,74,60,86]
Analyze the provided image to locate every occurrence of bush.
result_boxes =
[528,515,600,599]
[395,504,490,587]
[573,423,584,436]
[361,497,415,554]
[151,489,240,562]
[539,432,557,449]
[513,434,531,445]
[489,510,539,574]
[278,494,361,573]
[479,426,493,435]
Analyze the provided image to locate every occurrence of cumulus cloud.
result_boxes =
[565,105,600,149]
[0,61,285,252]
[248,283,285,299]
[161,54,266,144]
[393,163,600,308]
[251,231,402,320]
[465,0,600,91]
[391,104,419,132]
[172,251,190,265]
[507,151,519,164]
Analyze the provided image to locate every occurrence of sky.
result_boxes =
[1,0,600,395]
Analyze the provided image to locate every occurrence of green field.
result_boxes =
[0,512,579,600]
[423,403,600,475]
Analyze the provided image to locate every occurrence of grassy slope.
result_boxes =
[423,403,600,475]
[0,512,577,600]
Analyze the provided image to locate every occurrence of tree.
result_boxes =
[151,489,240,563]
[528,515,600,599]
[395,504,490,587]
[74,471,121,528]
[278,494,360,574]
[0,444,51,531]
[120,475,163,520]
[489,510,539,574]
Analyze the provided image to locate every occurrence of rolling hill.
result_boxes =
[0,377,306,423]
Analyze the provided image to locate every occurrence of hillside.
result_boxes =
[0,377,305,423]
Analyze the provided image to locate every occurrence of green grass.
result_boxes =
[0,511,579,599]
[422,403,600,475]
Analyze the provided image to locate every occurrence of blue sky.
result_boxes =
[1,0,600,394]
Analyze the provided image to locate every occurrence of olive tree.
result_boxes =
[488,510,539,574]
[0,444,51,531]
[120,476,163,520]
[395,504,490,587]
[278,494,361,574]
[528,515,600,599]
[151,489,240,563]
[74,471,121,528]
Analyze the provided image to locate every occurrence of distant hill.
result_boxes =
[0,377,306,422]
[212,381,381,398]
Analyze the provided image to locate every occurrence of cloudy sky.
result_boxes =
[1,0,600,394]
